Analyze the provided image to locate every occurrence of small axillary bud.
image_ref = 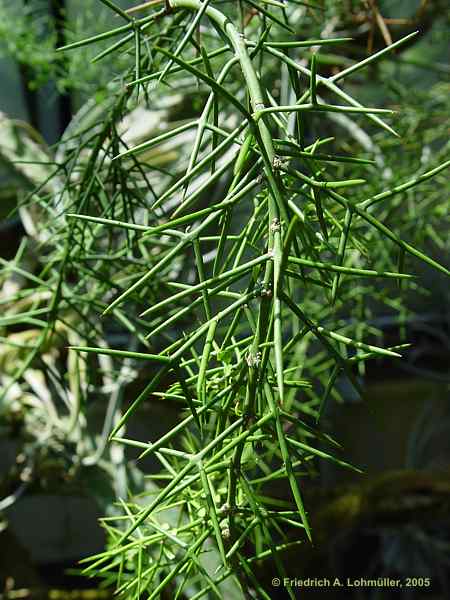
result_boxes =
[270,218,281,233]
[219,502,230,516]
[272,156,285,170]
[246,351,262,368]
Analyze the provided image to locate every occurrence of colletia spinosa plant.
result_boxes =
[21,0,448,597]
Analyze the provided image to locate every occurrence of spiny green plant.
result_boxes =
[1,0,449,598]
[0,0,130,95]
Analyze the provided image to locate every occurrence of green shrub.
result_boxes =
[1,1,449,598]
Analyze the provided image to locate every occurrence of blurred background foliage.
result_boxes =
[0,1,449,599]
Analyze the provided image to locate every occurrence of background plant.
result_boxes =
[0,1,449,599]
